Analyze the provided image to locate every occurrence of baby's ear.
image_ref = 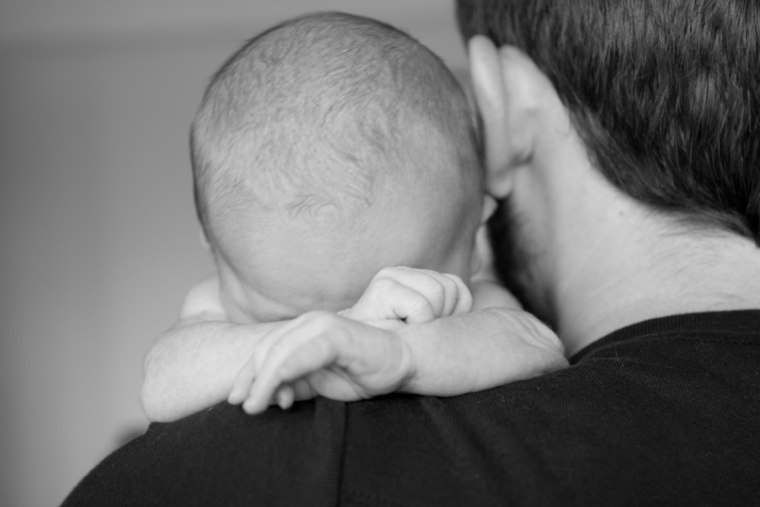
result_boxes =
[470,195,499,281]
[199,229,211,250]
[481,194,497,224]
[470,224,497,282]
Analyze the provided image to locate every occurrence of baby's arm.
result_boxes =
[404,277,566,393]
[140,276,281,422]
[230,268,567,413]
[401,304,567,396]
[400,264,567,394]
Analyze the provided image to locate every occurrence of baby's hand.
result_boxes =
[227,267,474,414]
[343,266,473,326]
[227,312,413,414]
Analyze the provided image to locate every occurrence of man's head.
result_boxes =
[457,0,760,321]
[191,12,484,322]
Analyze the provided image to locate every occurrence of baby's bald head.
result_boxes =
[190,12,483,322]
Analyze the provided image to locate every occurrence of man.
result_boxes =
[63,1,760,505]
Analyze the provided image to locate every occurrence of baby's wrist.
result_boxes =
[394,328,420,393]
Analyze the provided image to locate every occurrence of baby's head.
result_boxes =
[191,12,485,323]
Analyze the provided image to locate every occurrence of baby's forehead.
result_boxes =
[215,171,481,318]
[197,13,484,322]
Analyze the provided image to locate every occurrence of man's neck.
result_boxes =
[498,90,760,356]
[556,225,760,356]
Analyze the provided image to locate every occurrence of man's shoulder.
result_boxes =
[341,310,760,505]
[63,400,348,506]
[63,311,760,506]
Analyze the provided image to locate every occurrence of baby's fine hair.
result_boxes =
[190,11,481,248]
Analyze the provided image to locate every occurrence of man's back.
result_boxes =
[64,310,760,506]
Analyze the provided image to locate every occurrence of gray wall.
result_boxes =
[0,1,467,505]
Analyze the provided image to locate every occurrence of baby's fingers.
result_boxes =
[376,267,449,318]
[231,315,323,406]
[228,354,259,405]
[380,267,472,318]
[402,269,472,316]
[273,379,318,410]
[374,267,472,320]
[441,273,473,315]
[243,337,338,413]
[274,385,295,410]
[350,274,437,323]
[242,313,344,413]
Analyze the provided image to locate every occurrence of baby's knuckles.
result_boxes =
[292,311,361,351]
[294,310,346,334]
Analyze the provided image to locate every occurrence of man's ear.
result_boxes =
[469,36,538,199]
[469,36,512,198]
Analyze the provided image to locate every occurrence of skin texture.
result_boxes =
[227,267,562,414]
[140,13,571,423]
[64,6,760,506]
[467,34,760,355]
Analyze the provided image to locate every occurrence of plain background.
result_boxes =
[0,1,468,505]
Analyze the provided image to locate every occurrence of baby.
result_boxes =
[141,12,567,422]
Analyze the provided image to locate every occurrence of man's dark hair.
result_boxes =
[457,0,760,243]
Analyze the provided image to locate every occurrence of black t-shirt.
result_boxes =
[63,311,760,506]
